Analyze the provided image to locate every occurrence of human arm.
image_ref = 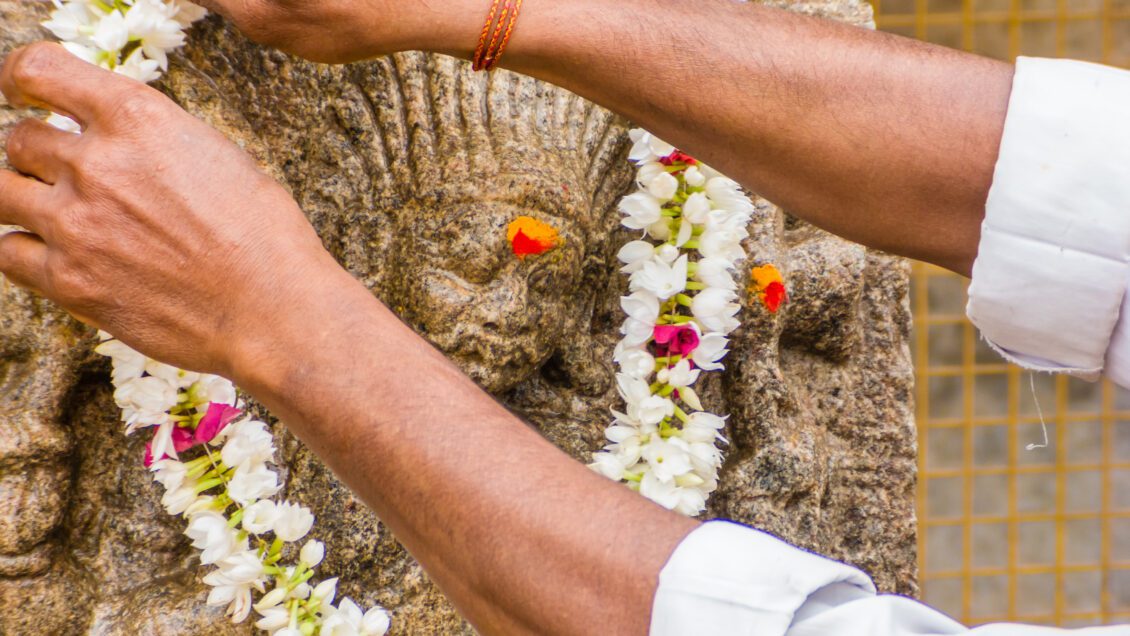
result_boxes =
[0,44,696,635]
[200,0,1012,276]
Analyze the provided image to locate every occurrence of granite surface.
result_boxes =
[0,0,917,633]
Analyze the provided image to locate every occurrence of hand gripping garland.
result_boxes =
[42,2,390,634]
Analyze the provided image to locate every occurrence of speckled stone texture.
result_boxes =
[0,0,916,633]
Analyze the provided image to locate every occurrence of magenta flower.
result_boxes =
[653,324,701,356]
[144,426,197,467]
[195,402,242,444]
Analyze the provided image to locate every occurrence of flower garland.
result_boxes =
[44,2,389,634]
[588,130,784,516]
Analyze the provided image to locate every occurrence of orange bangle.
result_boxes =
[473,0,523,72]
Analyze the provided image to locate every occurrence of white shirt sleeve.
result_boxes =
[651,521,1130,635]
[967,56,1130,384]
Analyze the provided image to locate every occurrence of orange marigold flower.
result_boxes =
[507,216,561,258]
[750,264,787,313]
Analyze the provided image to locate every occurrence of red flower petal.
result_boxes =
[763,281,787,313]
[195,402,242,444]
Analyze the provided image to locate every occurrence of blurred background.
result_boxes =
[869,0,1130,626]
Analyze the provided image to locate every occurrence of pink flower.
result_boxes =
[144,427,196,467]
[653,324,700,356]
[195,402,242,444]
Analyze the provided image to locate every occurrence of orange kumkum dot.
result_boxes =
[507,216,561,258]
[750,264,788,313]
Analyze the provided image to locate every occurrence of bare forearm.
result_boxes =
[435,0,1012,274]
[233,272,697,635]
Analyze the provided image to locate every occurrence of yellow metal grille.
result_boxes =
[870,1,1130,627]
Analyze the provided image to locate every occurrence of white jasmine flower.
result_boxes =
[691,288,741,334]
[618,192,663,230]
[698,225,747,263]
[300,540,325,567]
[114,375,178,419]
[691,333,730,372]
[255,607,290,632]
[204,549,267,623]
[254,587,288,612]
[684,412,727,441]
[161,481,200,516]
[61,41,102,66]
[145,359,199,389]
[682,191,711,224]
[114,47,162,83]
[655,244,681,264]
[95,339,147,384]
[705,176,755,215]
[226,461,281,505]
[619,317,654,348]
[273,502,315,542]
[148,420,179,462]
[637,395,675,426]
[43,1,97,43]
[646,171,679,200]
[322,597,391,636]
[635,161,667,189]
[628,129,675,163]
[221,419,275,467]
[641,436,694,482]
[92,10,129,53]
[613,342,655,379]
[172,0,208,27]
[684,165,706,187]
[589,451,628,480]
[185,511,239,564]
[618,240,657,273]
[242,499,280,535]
[645,218,671,241]
[620,290,659,326]
[312,577,339,605]
[630,254,688,300]
[695,257,738,290]
[657,360,703,411]
[151,458,189,492]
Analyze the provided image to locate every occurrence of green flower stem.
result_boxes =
[685,282,706,291]
[194,477,224,495]
[682,240,701,249]
[227,507,245,528]
[674,293,694,307]
[673,406,691,424]
[658,384,676,398]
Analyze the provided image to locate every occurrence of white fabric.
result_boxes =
[651,522,1130,635]
[967,56,1130,383]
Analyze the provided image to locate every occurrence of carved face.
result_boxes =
[392,184,590,392]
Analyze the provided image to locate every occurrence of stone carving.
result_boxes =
[0,0,915,633]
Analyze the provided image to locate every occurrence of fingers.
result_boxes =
[6,118,78,184]
[0,230,48,293]
[0,42,143,126]
[0,170,54,235]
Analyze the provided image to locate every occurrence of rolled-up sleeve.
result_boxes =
[651,521,1129,635]
[967,56,1130,381]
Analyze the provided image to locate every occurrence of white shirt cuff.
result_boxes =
[967,56,1130,380]
[650,521,875,636]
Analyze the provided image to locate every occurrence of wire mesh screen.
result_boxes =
[870,0,1130,627]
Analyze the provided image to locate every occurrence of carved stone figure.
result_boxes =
[0,0,915,633]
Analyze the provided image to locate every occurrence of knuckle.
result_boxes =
[9,43,62,90]
[110,88,167,125]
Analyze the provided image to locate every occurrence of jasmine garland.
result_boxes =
[589,130,759,516]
